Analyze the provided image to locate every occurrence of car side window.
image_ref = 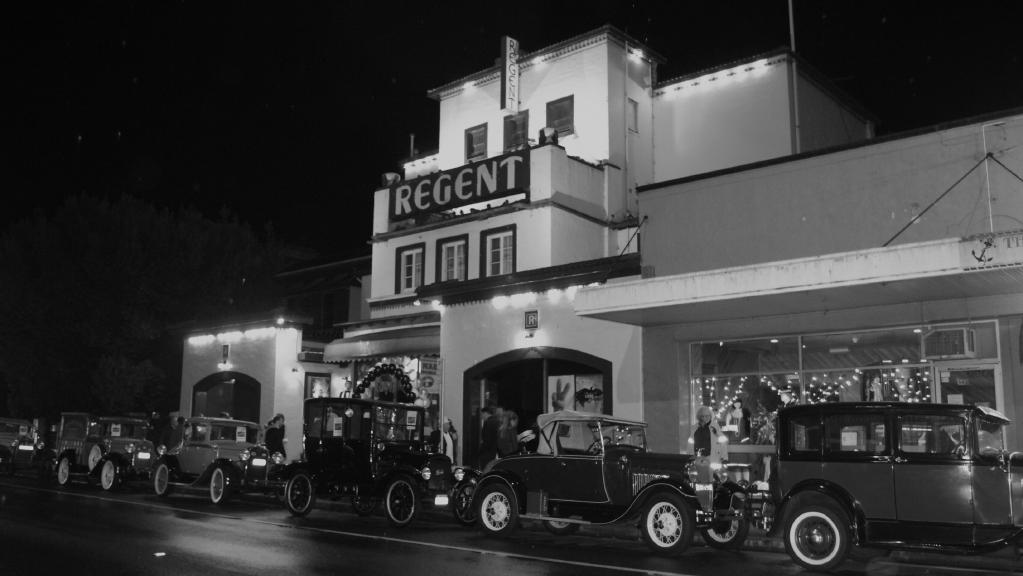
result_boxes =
[825,413,888,455]
[899,414,966,456]
[555,421,597,455]
[536,423,556,455]
[783,414,821,457]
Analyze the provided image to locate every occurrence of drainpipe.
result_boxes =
[788,0,801,154]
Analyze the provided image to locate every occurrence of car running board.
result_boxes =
[520,514,592,525]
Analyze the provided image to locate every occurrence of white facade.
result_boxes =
[340,26,871,464]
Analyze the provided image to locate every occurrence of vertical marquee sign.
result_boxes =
[501,36,519,113]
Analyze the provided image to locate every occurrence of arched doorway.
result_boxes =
[462,347,611,468]
[192,371,261,423]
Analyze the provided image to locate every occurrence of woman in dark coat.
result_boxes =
[264,413,286,458]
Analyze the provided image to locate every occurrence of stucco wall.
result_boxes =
[439,294,643,453]
[641,114,1023,276]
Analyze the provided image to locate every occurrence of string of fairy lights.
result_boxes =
[695,367,935,420]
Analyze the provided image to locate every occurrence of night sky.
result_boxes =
[9,1,1023,256]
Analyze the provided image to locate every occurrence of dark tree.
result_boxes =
[0,195,282,419]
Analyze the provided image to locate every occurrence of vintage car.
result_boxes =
[747,402,1023,570]
[92,416,157,490]
[280,397,454,527]
[151,416,276,504]
[0,417,34,475]
[50,413,156,490]
[472,411,749,555]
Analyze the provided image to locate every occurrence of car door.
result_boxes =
[893,411,973,545]
[972,414,1016,543]
[177,421,213,476]
[545,420,607,503]
[820,411,896,536]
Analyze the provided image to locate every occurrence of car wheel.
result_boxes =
[209,466,232,505]
[784,504,850,571]
[100,460,120,491]
[384,475,419,528]
[87,445,103,472]
[451,482,477,526]
[701,517,750,550]
[285,473,316,517]
[476,483,518,537]
[56,457,72,487]
[351,493,378,517]
[640,492,694,556]
[153,463,173,497]
[543,519,580,536]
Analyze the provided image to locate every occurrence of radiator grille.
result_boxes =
[632,472,669,496]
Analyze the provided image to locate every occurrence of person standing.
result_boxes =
[497,410,520,458]
[478,405,503,469]
[440,418,458,464]
[264,413,286,458]
[687,406,728,465]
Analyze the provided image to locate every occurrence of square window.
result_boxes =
[439,238,466,282]
[503,110,529,151]
[480,226,515,278]
[465,123,487,161]
[546,95,574,136]
[395,244,424,294]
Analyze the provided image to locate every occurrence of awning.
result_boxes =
[324,311,440,362]
[574,233,1023,334]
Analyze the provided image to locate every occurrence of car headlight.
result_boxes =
[420,467,432,481]
[686,463,698,482]
[272,452,285,465]
[453,467,465,482]
[157,444,166,456]
[126,443,136,454]
[35,440,45,450]
[240,449,251,462]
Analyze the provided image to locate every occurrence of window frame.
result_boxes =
[503,110,529,151]
[823,411,891,460]
[435,234,469,283]
[627,98,639,133]
[546,95,575,136]
[479,224,516,278]
[394,243,426,294]
[465,123,488,162]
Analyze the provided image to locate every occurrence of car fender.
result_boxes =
[91,452,130,477]
[624,480,696,520]
[475,471,526,509]
[155,455,181,475]
[774,479,863,543]
[197,459,240,486]
[379,464,429,492]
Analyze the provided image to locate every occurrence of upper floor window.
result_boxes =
[503,110,529,151]
[465,123,487,162]
[395,244,425,294]
[437,235,467,282]
[481,225,515,277]
[546,95,574,136]
[628,98,639,133]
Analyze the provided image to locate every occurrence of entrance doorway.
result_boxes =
[462,347,611,468]
[192,371,261,423]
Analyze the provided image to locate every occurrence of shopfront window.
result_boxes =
[691,322,1002,446]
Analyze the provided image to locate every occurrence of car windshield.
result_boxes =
[0,421,27,435]
[104,422,146,439]
[374,405,422,443]
[209,424,259,443]
[977,417,1006,456]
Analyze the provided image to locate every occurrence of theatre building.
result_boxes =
[323,25,872,465]
[575,111,1023,464]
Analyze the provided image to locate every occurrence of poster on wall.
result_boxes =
[548,375,574,412]
[574,374,604,413]
[305,373,331,398]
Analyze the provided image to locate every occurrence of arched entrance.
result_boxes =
[192,372,261,423]
[462,347,611,468]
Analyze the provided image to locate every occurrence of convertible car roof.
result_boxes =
[536,410,645,429]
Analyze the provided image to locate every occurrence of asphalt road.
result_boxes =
[0,476,1015,576]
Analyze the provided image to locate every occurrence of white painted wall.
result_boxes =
[438,293,643,454]
[653,57,793,182]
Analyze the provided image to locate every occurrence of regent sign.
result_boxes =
[389,150,529,221]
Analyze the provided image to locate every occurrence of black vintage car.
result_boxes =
[152,416,273,504]
[747,402,1023,570]
[472,411,749,555]
[0,417,34,475]
[50,413,154,489]
[280,397,454,527]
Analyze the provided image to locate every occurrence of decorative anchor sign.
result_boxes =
[971,238,994,263]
